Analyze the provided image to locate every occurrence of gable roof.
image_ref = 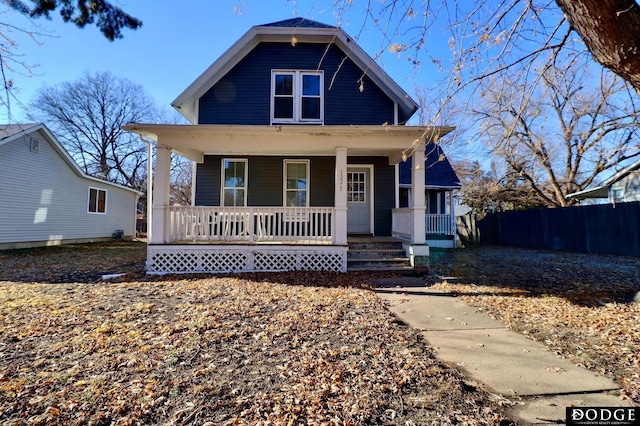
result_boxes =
[261,17,335,29]
[399,142,461,189]
[566,156,640,200]
[0,123,140,194]
[172,17,419,124]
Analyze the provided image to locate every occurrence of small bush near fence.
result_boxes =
[470,201,640,257]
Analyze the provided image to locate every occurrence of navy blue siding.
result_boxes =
[198,42,398,125]
[194,154,395,236]
[194,155,335,207]
[348,156,395,236]
[398,143,461,187]
[194,156,221,205]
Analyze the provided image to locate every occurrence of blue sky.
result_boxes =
[2,1,452,123]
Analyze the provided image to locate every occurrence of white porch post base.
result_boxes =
[411,207,427,245]
[334,207,348,245]
[403,243,430,272]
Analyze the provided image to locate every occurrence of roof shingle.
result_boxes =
[258,17,336,29]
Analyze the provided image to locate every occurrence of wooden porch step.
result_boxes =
[347,248,407,260]
[347,264,415,272]
[347,238,412,272]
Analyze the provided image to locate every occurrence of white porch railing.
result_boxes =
[391,208,412,239]
[392,209,456,238]
[426,213,456,236]
[169,206,334,243]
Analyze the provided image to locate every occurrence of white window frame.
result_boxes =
[347,171,367,203]
[283,159,310,207]
[271,70,324,124]
[88,187,107,214]
[221,158,248,207]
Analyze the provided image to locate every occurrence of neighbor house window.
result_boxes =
[271,71,323,124]
[222,159,247,206]
[284,160,309,207]
[88,187,107,214]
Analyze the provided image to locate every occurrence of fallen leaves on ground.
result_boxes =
[429,246,640,406]
[0,242,515,425]
[0,241,147,283]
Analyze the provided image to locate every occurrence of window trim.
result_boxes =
[271,70,324,124]
[347,170,368,203]
[88,187,107,214]
[221,158,248,207]
[283,159,310,207]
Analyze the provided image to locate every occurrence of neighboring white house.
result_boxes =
[0,123,140,250]
[567,157,640,204]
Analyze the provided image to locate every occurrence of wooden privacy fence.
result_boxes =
[474,201,640,257]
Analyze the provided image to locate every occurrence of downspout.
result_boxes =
[191,161,197,206]
[393,102,399,125]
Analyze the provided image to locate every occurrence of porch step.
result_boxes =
[347,248,407,260]
[347,239,413,272]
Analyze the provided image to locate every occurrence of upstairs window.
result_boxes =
[88,187,107,214]
[222,159,247,206]
[271,71,323,124]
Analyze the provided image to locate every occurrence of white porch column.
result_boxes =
[151,145,172,244]
[411,143,426,245]
[334,147,348,245]
[450,191,456,236]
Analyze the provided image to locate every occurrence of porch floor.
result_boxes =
[163,236,405,246]
[163,240,335,246]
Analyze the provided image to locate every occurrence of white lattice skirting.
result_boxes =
[147,245,348,274]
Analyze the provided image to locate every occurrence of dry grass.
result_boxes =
[429,246,640,405]
[0,242,515,425]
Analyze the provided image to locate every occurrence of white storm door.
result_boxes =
[346,167,372,234]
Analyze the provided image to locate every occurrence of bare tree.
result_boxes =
[5,0,141,41]
[453,159,547,212]
[29,71,158,191]
[1,0,140,121]
[555,0,640,92]
[473,57,640,207]
[170,155,193,206]
[330,1,640,92]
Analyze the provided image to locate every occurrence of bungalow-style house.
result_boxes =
[567,157,640,204]
[124,18,455,274]
[0,123,139,250]
[397,143,461,248]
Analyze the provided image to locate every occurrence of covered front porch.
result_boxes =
[124,123,454,274]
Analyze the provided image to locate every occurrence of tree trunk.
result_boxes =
[555,0,640,91]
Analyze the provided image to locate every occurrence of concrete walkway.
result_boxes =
[371,277,632,425]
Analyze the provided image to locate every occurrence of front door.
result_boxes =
[346,166,372,234]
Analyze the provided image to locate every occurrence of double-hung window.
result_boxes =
[88,187,107,214]
[284,160,309,207]
[271,71,323,124]
[222,159,247,206]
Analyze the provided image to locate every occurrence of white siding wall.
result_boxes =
[611,174,640,203]
[0,130,137,246]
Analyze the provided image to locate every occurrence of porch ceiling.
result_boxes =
[123,123,455,164]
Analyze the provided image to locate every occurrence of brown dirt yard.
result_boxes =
[0,241,638,425]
